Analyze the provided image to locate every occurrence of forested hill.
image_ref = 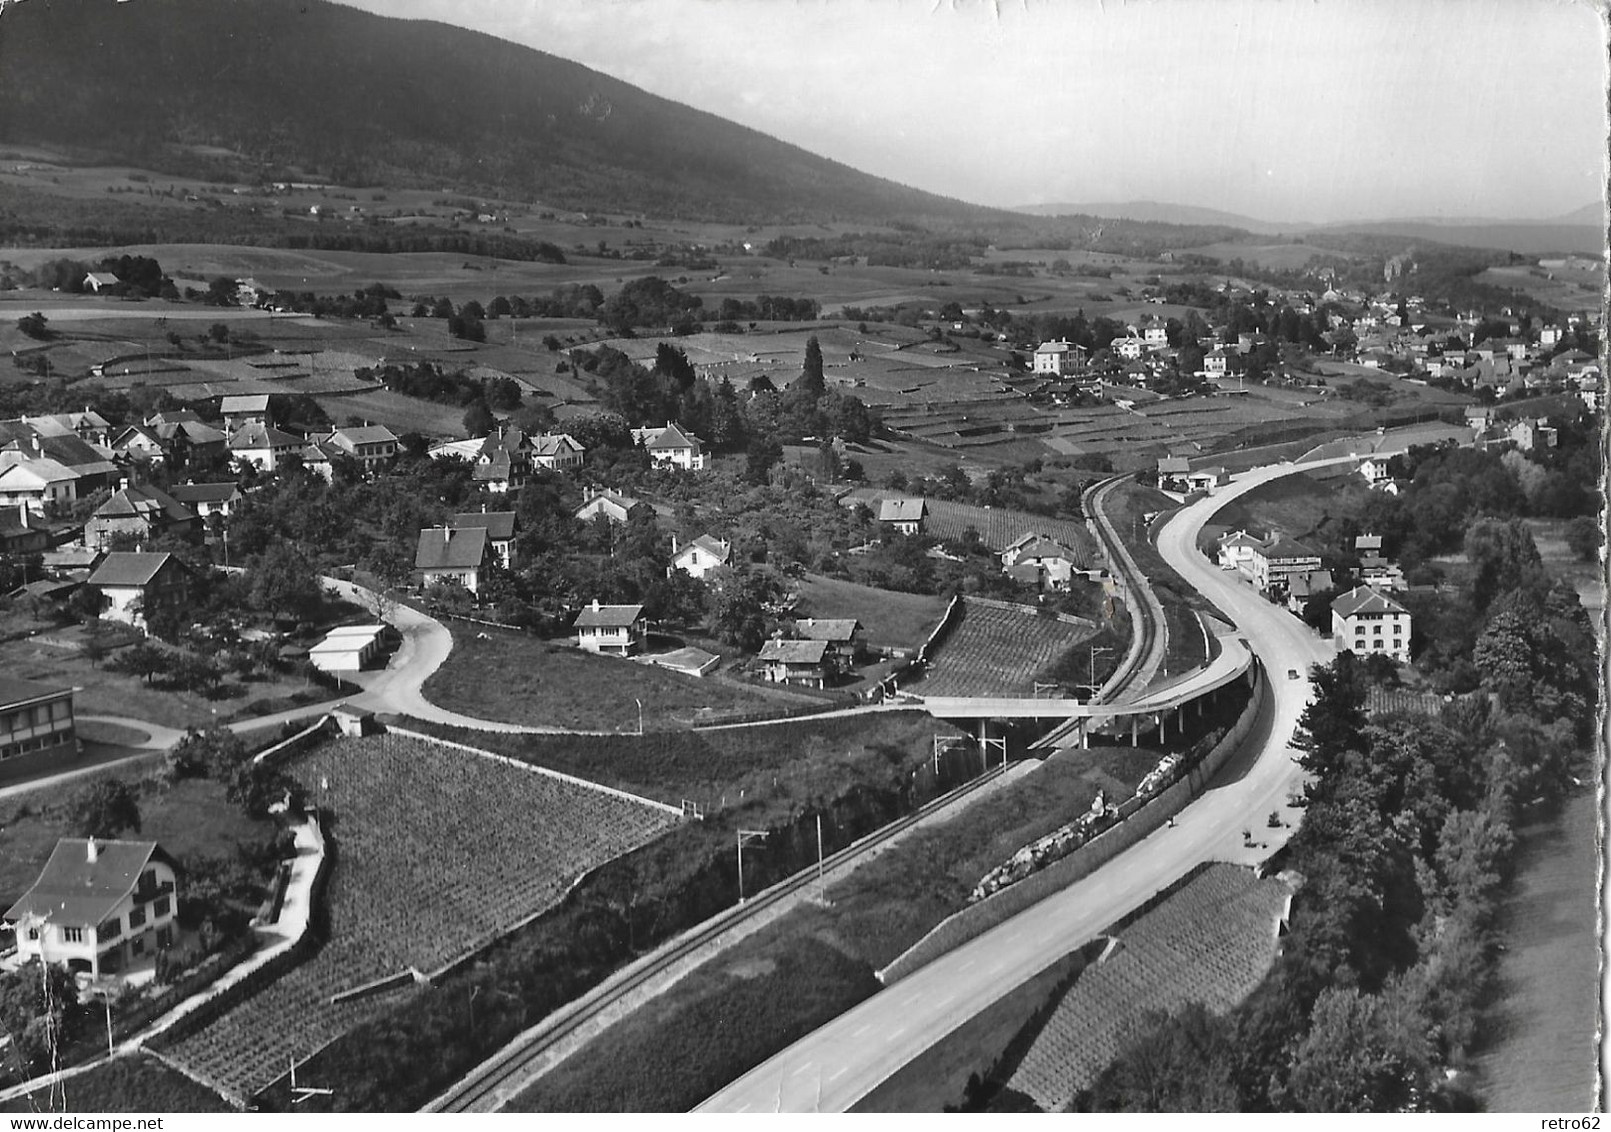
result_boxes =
[0,0,992,226]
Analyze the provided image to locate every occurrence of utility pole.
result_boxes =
[1090,645,1115,697]
[816,814,826,903]
[736,829,768,904]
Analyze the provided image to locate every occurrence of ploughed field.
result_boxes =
[911,597,1097,698]
[156,731,680,1099]
[1003,862,1293,1111]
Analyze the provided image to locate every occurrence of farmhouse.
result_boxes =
[451,509,517,569]
[167,481,244,520]
[323,424,399,472]
[575,488,645,525]
[1156,456,1191,489]
[670,534,731,579]
[878,497,926,535]
[4,839,180,978]
[999,534,1080,589]
[110,424,170,466]
[0,676,78,780]
[631,421,709,470]
[228,422,302,473]
[84,483,201,550]
[573,600,646,656]
[757,637,832,687]
[794,618,864,667]
[87,551,191,632]
[220,394,274,434]
[26,410,112,448]
[414,526,488,594]
[82,272,120,293]
[1332,585,1412,662]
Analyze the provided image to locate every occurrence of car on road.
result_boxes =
[1288,668,1300,679]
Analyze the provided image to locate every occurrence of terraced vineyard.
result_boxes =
[912,597,1097,698]
[1367,686,1455,718]
[158,732,681,1100]
[1003,863,1293,1111]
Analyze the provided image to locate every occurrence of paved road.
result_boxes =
[695,458,1350,1113]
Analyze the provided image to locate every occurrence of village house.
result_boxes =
[0,505,50,557]
[414,526,488,594]
[1332,585,1412,662]
[1156,455,1191,490]
[632,421,709,470]
[576,487,646,525]
[1217,530,1265,576]
[1203,347,1231,377]
[451,510,517,570]
[0,457,79,516]
[4,839,180,978]
[228,422,302,473]
[794,618,865,669]
[670,534,731,579]
[878,497,926,535]
[323,424,399,473]
[82,272,120,294]
[1184,466,1229,494]
[84,482,201,550]
[1284,568,1336,614]
[1000,533,1081,590]
[86,551,191,633]
[573,600,647,656]
[220,394,274,435]
[758,637,832,687]
[167,482,244,521]
[26,410,113,448]
[110,424,170,466]
[0,677,77,780]
[529,432,586,470]
[1032,340,1086,376]
[1250,534,1323,593]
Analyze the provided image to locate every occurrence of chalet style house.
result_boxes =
[573,601,647,655]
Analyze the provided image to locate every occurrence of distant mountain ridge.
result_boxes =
[0,0,995,225]
[1020,199,1605,257]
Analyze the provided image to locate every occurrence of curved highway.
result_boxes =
[694,457,1354,1113]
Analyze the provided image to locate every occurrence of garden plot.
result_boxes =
[157,730,680,1099]
[912,598,1097,698]
[1003,863,1293,1111]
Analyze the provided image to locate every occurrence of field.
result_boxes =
[421,623,804,731]
[0,1053,237,1114]
[156,731,681,1099]
[791,573,948,650]
[1002,863,1294,1111]
[912,597,1097,697]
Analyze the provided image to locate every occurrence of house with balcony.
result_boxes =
[167,482,244,522]
[573,600,646,655]
[530,432,586,470]
[1332,585,1412,662]
[632,422,709,470]
[4,839,180,978]
[1250,534,1323,593]
[87,551,191,633]
[794,618,865,669]
[0,677,77,781]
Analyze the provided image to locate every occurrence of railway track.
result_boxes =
[426,758,1010,1112]
[1083,474,1167,703]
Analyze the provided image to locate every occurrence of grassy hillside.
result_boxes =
[0,0,990,226]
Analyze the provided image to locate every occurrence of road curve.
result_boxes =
[694,457,1355,1113]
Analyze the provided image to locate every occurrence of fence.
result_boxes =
[876,665,1267,984]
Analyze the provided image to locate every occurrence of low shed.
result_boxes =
[310,625,386,673]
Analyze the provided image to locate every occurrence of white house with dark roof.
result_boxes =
[228,422,302,473]
[4,839,180,978]
[632,422,709,470]
[1332,585,1412,662]
[0,457,79,515]
[530,432,586,470]
[415,526,488,593]
[82,272,120,294]
[670,534,731,579]
[451,509,517,570]
[573,600,646,655]
[1032,340,1086,376]
[878,497,926,535]
[87,551,190,632]
[323,424,399,472]
[167,482,243,521]
[84,483,201,550]
[220,394,273,434]
[576,488,643,525]
[1251,534,1323,593]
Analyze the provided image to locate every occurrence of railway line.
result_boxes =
[1083,474,1168,703]
[426,758,1010,1112]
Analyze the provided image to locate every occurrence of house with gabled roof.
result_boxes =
[220,394,273,434]
[573,600,646,655]
[1332,585,1411,662]
[82,271,120,294]
[1284,568,1336,614]
[86,551,190,632]
[998,534,1080,590]
[576,487,645,525]
[794,618,865,669]
[1251,534,1322,593]
[4,838,180,978]
[84,483,201,550]
[110,424,170,466]
[0,457,79,516]
[670,534,731,579]
[451,509,517,570]
[26,410,112,448]
[167,482,243,521]
[758,637,832,687]
[228,422,302,473]
[1032,340,1086,376]
[0,676,77,780]
[530,432,586,470]
[632,421,709,470]
[414,526,488,594]
[323,424,398,472]
[1184,466,1229,494]
[1156,455,1191,488]
[878,496,926,535]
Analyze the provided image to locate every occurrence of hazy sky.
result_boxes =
[341,0,1607,224]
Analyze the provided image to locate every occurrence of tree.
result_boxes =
[248,543,321,622]
[463,400,496,437]
[1463,516,1546,609]
[1564,515,1601,562]
[15,312,50,340]
[67,778,142,839]
[796,335,826,399]
[1285,983,1434,1113]
[0,961,82,1074]
[1086,1004,1240,1111]
[110,640,167,685]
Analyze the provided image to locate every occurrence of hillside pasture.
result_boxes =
[157,730,681,1100]
[792,573,948,651]
[1003,863,1294,1111]
[912,597,1097,698]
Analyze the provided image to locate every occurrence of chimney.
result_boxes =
[671,535,678,554]
[443,527,451,543]
[86,838,98,863]
[591,599,601,612]
[17,502,26,528]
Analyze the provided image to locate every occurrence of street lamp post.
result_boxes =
[634,698,643,736]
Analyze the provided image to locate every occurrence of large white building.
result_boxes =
[1331,585,1412,662]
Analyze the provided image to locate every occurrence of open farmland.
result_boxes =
[791,573,948,651]
[912,597,1097,698]
[1002,863,1294,1111]
[156,730,681,1099]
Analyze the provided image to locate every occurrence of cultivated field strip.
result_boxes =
[912,598,1096,697]
[1366,686,1456,718]
[1004,863,1293,1111]
[159,733,681,1099]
